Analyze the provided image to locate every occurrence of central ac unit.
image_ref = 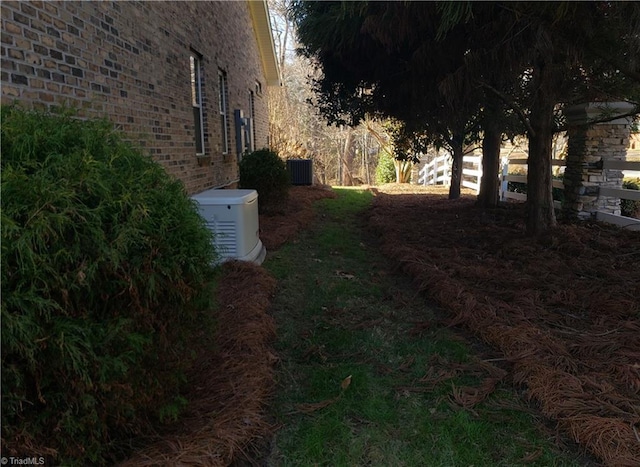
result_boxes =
[287,159,313,185]
[191,188,266,265]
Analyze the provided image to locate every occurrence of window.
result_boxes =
[190,53,205,155]
[219,69,229,154]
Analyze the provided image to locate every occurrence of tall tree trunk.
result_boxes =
[448,134,464,200]
[526,59,557,236]
[562,124,588,222]
[477,97,503,208]
[477,128,502,208]
[341,128,355,186]
[363,133,371,184]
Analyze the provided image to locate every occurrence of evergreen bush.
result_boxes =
[238,148,289,212]
[621,179,640,218]
[375,150,396,184]
[1,106,217,464]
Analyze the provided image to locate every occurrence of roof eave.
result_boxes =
[248,0,281,87]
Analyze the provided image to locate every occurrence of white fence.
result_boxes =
[500,158,566,209]
[418,154,483,193]
[418,153,640,230]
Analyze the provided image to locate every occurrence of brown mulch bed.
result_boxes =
[120,261,277,466]
[121,186,335,466]
[259,185,337,251]
[368,183,640,466]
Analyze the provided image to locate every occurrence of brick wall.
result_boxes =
[1,1,272,194]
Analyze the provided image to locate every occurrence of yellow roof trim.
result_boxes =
[248,0,281,87]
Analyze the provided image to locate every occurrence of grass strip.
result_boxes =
[263,187,584,466]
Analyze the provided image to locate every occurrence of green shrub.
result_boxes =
[375,150,396,184]
[621,179,640,218]
[238,148,289,212]
[1,106,217,464]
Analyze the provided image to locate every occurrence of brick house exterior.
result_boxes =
[1,1,280,194]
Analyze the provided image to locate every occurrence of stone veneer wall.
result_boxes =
[1,1,271,194]
[563,103,633,220]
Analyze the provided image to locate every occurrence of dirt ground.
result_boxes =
[123,184,638,466]
[368,184,640,466]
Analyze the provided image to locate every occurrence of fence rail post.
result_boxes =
[500,159,509,202]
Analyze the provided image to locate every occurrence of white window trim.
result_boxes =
[190,54,205,155]
[219,69,229,154]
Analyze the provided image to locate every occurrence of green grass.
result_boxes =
[264,188,582,466]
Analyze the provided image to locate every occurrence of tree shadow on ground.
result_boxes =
[368,184,640,465]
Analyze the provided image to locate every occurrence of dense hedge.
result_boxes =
[1,106,217,464]
[238,148,289,212]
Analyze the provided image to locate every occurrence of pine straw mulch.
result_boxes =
[120,261,277,466]
[367,183,640,466]
[258,185,337,251]
[120,186,335,466]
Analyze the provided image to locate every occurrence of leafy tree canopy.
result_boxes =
[291,1,640,233]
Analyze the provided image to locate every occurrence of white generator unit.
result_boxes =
[191,188,266,265]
